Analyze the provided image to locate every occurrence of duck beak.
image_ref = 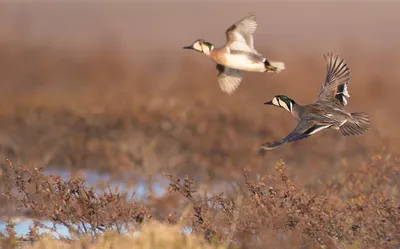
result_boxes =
[264,100,273,105]
[183,45,194,50]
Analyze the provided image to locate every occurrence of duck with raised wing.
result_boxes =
[259,53,370,151]
[183,14,285,95]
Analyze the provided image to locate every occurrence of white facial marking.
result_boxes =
[278,99,290,112]
[272,98,279,106]
[202,44,210,55]
[193,42,202,52]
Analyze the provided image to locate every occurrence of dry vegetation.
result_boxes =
[1,157,399,249]
[22,221,226,249]
[0,21,400,248]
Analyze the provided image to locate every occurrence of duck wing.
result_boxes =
[260,118,332,150]
[315,53,351,107]
[216,64,243,95]
[225,14,258,52]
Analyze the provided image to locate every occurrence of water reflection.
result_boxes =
[42,168,168,199]
[1,168,169,238]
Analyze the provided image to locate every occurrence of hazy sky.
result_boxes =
[1,0,396,2]
[0,2,398,55]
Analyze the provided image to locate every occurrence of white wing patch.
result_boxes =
[308,125,331,135]
[341,84,350,97]
[342,97,348,106]
[316,53,351,106]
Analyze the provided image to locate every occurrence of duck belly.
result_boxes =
[218,53,266,72]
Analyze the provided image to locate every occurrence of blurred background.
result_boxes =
[0,1,399,218]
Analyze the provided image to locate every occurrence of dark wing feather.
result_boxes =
[315,53,351,106]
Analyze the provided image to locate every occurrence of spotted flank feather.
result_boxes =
[340,112,370,136]
[317,53,351,106]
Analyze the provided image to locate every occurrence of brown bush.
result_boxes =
[1,160,148,241]
[1,157,399,249]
